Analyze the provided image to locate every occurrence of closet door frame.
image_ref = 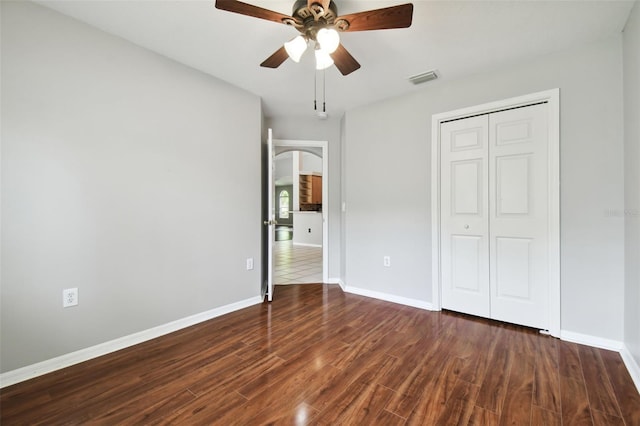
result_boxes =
[430,89,560,337]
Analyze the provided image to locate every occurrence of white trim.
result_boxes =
[326,277,342,286]
[560,331,640,393]
[547,91,561,338]
[267,128,275,301]
[0,296,263,388]
[542,329,640,394]
[430,107,442,313]
[273,139,329,284]
[430,89,561,337]
[343,285,434,311]
[292,242,322,248]
[560,330,623,351]
[620,344,640,394]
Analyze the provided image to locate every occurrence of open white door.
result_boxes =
[265,129,276,301]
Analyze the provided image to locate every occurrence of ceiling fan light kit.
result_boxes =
[284,35,308,62]
[314,47,334,70]
[316,28,340,53]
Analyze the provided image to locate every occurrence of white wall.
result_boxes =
[265,116,341,280]
[343,95,432,302]
[340,117,347,283]
[1,2,262,372]
[274,152,293,184]
[293,213,323,246]
[343,36,626,341]
[624,1,640,368]
[301,152,322,173]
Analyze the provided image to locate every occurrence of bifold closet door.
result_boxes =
[440,103,550,330]
[440,115,490,318]
[488,104,549,329]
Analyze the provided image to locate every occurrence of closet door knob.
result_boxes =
[464,224,469,229]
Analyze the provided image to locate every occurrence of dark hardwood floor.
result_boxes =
[2,284,639,425]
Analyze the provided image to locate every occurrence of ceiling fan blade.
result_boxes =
[330,44,361,76]
[336,3,413,32]
[260,46,289,68]
[215,0,297,25]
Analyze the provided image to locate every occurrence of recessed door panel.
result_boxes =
[496,154,531,216]
[452,160,482,215]
[495,119,532,145]
[451,235,481,292]
[451,127,484,151]
[495,237,532,299]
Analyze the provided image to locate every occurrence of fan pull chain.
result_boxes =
[314,70,317,111]
[323,69,326,113]
[313,69,327,116]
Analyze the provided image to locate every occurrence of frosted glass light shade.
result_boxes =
[284,36,307,62]
[316,28,340,54]
[315,47,334,70]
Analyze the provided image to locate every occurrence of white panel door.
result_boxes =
[440,115,490,317]
[266,129,275,301]
[489,104,549,329]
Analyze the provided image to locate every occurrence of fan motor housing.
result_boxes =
[292,0,338,24]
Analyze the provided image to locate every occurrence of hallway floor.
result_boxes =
[274,240,322,284]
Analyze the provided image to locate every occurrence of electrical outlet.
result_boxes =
[63,288,78,308]
[246,257,254,270]
[383,256,391,267]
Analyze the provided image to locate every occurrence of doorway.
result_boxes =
[431,89,560,336]
[272,139,329,286]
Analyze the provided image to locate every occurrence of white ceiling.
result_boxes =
[36,0,634,119]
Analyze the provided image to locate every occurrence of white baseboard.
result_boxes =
[560,330,623,351]
[620,344,640,394]
[0,296,263,389]
[332,285,640,393]
[5,291,639,396]
[343,284,433,311]
[336,286,640,394]
[560,330,640,394]
[328,278,346,291]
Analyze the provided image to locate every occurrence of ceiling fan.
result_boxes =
[215,0,414,76]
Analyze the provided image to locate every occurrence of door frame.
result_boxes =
[273,138,329,283]
[430,89,560,337]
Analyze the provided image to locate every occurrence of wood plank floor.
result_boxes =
[2,284,640,425]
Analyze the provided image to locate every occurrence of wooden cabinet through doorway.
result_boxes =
[300,174,322,208]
